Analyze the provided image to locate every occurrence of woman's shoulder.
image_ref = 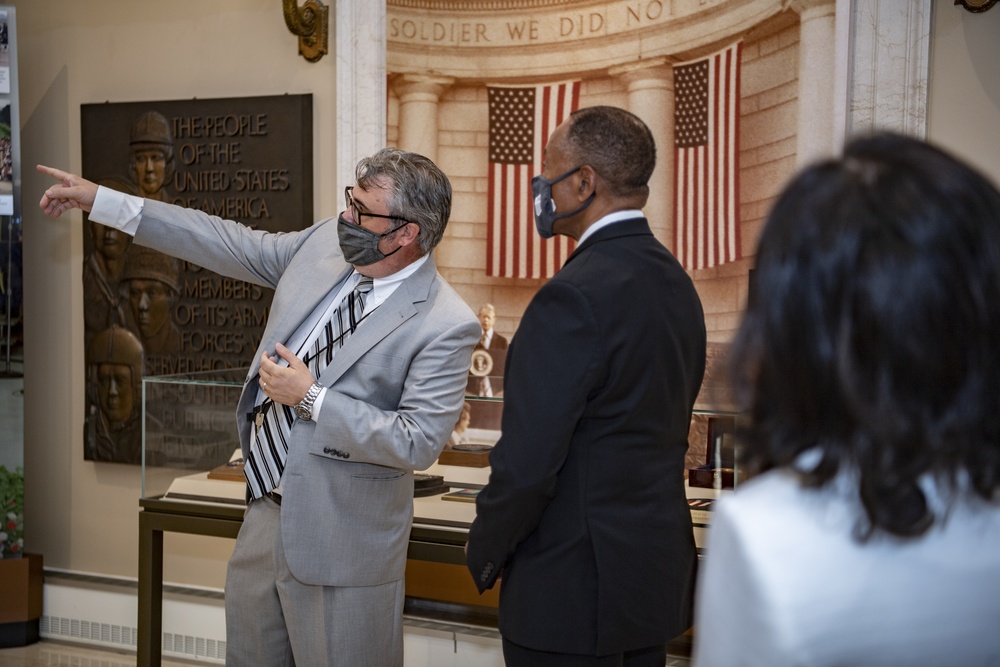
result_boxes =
[712,468,860,552]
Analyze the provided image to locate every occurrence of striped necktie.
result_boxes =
[244,276,374,500]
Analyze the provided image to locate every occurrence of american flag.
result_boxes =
[487,81,581,279]
[673,43,742,271]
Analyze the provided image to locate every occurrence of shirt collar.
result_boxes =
[366,253,429,304]
[577,209,643,245]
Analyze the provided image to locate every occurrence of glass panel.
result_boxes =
[141,368,247,500]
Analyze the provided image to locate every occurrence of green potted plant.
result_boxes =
[0,465,41,648]
[0,465,24,558]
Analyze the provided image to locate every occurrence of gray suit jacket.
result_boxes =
[136,199,480,586]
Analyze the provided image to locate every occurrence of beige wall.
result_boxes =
[16,0,338,588]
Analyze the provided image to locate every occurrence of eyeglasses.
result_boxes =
[344,186,413,229]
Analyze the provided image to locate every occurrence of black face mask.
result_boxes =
[336,214,406,266]
[531,166,595,239]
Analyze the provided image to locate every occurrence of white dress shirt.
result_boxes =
[577,209,643,245]
[692,467,1000,666]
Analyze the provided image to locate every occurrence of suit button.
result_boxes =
[343,452,350,459]
[323,447,333,454]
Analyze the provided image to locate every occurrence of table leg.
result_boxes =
[138,512,164,667]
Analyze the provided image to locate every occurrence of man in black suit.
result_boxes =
[466,106,707,666]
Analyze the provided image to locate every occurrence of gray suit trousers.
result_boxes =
[225,497,404,666]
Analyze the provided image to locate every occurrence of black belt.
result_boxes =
[265,491,282,506]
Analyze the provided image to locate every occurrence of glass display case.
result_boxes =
[137,368,739,626]
[141,368,247,503]
[688,408,744,488]
[139,369,507,505]
[140,367,740,520]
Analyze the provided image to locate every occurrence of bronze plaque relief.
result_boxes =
[80,95,313,465]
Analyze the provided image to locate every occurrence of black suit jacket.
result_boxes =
[483,331,509,350]
[466,217,706,656]
[467,330,509,396]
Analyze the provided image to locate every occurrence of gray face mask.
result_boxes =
[531,166,595,239]
[336,213,407,266]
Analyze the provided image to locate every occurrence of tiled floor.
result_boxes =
[0,639,691,666]
[0,640,195,667]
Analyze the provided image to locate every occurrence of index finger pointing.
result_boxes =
[36,164,74,183]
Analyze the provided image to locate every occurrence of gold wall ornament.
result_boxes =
[282,0,329,62]
[955,0,997,12]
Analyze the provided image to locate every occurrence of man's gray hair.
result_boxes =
[355,147,452,255]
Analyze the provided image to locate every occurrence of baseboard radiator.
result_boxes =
[37,569,505,666]
[40,569,227,664]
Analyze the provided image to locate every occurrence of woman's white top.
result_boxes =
[692,467,1000,667]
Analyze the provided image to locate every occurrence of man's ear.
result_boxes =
[577,164,598,201]
[395,221,421,247]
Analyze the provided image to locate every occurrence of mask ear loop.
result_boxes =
[552,191,596,224]
[561,165,597,216]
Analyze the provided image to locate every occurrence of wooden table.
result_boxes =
[137,493,487,667]
[137,497,244,667]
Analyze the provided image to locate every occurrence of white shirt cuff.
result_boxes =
[89,185,143,236]
[312,387,328,420]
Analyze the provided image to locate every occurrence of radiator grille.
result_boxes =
[40,615,226,663]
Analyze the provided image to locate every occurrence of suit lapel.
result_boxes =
[249,262,354,377]
[316,255,437,385]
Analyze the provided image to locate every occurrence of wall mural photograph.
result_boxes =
[384,0,843,465]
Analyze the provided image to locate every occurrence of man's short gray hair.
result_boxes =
[355,147,452,255]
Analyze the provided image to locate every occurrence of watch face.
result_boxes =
[295,405,310,420]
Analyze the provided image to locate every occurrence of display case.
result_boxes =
[141,367,739,512]
[688,408,744,489]
[137,369,740,632]
[137,369,505,638]
[140,369,507,504]
[141,368,247,503]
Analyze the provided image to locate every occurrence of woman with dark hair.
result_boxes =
[692,132,1000,666]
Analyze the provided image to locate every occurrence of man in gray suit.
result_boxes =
[39,149,481,666]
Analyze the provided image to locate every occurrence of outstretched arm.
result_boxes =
[37,164,99,218]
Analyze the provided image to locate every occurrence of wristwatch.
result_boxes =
[294,381,323,421]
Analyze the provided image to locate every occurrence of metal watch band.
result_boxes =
[296,381,323,421]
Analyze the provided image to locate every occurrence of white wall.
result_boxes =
[926,3,1000,184]
[15,0,338,588]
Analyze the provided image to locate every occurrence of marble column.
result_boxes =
[610,58,674,248]
[792,0,838,166]
[390,73,455,164]
[847,0,931,138]
[336,0,386,209]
